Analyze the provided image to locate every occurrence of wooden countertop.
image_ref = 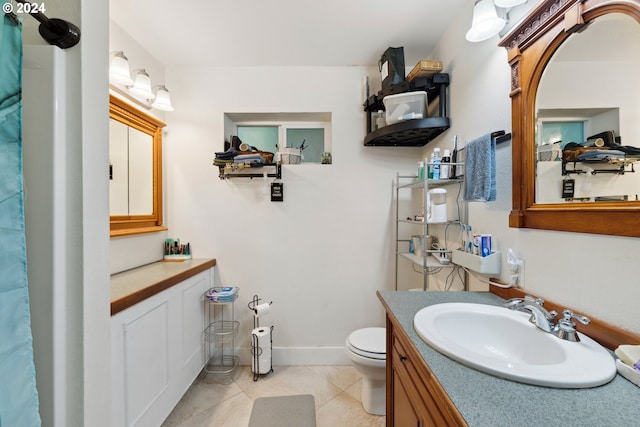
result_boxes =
[110,258,216,315]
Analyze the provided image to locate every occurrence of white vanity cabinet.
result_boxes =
[110,259,215,427]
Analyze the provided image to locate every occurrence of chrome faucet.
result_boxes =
[505,296,557,333]
[552,309,590,342]
[504,296,590,341]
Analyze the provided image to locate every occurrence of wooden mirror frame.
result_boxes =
[109,94,167,237]
[499,0,640,238]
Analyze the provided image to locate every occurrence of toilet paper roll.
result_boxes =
[253,302,271,317]
[252,327,272,375]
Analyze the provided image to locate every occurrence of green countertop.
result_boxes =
[378,290,640,426]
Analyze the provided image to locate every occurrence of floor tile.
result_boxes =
[234,365,343,407]
[316,391,385,427]
[307,365,362,391]
[162,374,243,426]
[163,365,385,426]
[345,377,364,402]
[178,392,253,427]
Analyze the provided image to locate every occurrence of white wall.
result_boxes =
[427,4,640,333]
[23,1,111,426]
[164,65,422,364]
[109,19,168,274]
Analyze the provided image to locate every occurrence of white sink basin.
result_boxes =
[414,302,616,388]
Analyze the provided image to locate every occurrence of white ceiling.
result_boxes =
[109,0,469,67]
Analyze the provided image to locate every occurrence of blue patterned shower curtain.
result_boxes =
[0,14,42,427]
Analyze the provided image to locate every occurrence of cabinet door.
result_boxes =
[177,270,210,391]
[392,365,421,427]
[387,314,467,427]
[123,300,172,426]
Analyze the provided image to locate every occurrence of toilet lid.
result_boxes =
[348,327,386,359]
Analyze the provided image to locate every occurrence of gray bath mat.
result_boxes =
[248,394,316,427]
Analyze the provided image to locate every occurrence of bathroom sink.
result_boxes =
[413,302,616,388]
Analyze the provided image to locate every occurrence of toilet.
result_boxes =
[345,327,386,415]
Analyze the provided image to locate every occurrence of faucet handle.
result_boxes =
[524,295,544,306]
[504,297,524,309]
[553,309,590,342]
[561,309,590,326]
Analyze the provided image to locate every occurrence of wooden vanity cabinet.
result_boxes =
[386,314,467,427]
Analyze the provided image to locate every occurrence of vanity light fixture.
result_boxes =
[109,51,134,86]
[109,51,175,111]
[150,86,174,111]
[466,0,530,42]
[466,0,506,42]
[493,0,527,8]
[128,69,155,100]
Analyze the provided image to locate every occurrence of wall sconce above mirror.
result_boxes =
[109,51,174,111]
[109,94,167,237]
[499,0,640,238]
[466,0,528,42]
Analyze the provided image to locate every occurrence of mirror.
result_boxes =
[536,13,639,204]
[109,94,167,236]
[499,0,640,237]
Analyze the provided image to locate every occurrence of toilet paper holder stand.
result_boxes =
[248,294,274,381]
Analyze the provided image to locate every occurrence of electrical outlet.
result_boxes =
[516,258,525,288]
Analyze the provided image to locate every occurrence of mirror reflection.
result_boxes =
[109,118,153,215]
[535,13,640,204]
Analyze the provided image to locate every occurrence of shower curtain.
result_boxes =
[0,14,42,427]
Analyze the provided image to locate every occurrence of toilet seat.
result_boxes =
[347,327,386,360]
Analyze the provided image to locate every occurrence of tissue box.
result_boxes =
[383,91,427,125]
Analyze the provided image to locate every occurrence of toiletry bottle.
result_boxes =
[427,153,434,179]
[440,149,451,180]
[450,136,458,179]
[375,110,386,129]
[418,161,425,180]
[432,147,441,180]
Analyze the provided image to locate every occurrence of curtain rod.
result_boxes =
[5,0,81,49]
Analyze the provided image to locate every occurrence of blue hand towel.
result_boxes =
[464,132,496,202]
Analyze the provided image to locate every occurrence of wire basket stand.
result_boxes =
[248,294,273,381]
[203,287,239,384]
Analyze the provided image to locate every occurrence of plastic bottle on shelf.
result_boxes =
[427,153,434,179]
[450,136,458,179]
[375,110,386,130]
[418,161,425,180]
[440,149,451,180]
[432,147,441,180]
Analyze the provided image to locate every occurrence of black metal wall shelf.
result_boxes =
[217,163,281,180]
[363,73,450,147]
[562,161,635,176]
[364,117,450,147]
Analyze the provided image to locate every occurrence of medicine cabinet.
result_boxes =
[109,94,167,236]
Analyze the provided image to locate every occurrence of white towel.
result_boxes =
[464,132,496,202]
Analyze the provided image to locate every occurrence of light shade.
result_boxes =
[151,86,174,111]
[128,69,155,99]
[466,0,506,42]
[494,0,527,8]
[109,51,134,86]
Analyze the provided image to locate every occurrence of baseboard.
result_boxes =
[237,346,350,366]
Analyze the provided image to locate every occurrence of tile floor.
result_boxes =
[162,365,386,427]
